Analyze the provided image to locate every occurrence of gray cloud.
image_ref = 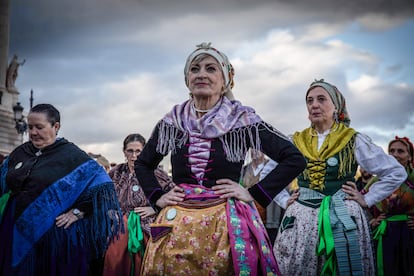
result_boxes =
[10,0,414,53]
[7,0,414,165]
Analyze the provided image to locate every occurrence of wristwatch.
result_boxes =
[72,208,82,218]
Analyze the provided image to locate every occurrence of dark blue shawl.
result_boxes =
[0,138,122,274]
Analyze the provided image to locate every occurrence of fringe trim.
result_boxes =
[156,120,188,155]
[14,182,123,274]
[156,121,289,163]
[0,157,9,195]
[338,136,356,178]
[219,122,289,163]
[219,125,259,162]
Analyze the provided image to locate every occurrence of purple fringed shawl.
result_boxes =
[157,96,264,162]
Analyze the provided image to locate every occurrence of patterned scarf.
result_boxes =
[157,96,264,162]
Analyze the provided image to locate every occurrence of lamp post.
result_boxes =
[12,102,28,134]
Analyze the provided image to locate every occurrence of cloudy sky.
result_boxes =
[8,0,414,168]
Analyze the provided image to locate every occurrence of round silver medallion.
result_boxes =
[132,185,139,192]
[327,157,338,166]
[166,208,177,221]
[15,162,23,169]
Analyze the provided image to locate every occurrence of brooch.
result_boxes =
[327,157,338,167]
[166,208,177,221]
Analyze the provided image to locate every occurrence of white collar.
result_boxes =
[317,129,331,150]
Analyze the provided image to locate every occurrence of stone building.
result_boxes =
[0,0,26,158]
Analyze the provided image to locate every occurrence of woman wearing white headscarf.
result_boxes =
[273,79,407,275]
[135,43,306,275]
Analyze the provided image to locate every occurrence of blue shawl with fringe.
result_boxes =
[0,138,123,274]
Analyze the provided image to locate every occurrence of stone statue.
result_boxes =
[6,54,25,89]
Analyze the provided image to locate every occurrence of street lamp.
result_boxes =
[13,102,28,134]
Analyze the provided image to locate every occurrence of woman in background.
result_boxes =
[366,136,414,276]
[0,103,122,276]
[103,133,173,276]
[273,79,406,275]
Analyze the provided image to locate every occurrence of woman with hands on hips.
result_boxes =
[0,103,122,276]
[103,133,173,276]
[273,79,406,276]
[135,42,306,275]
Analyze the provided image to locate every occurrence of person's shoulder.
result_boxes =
[60,138,86,152]
[55,137,72,146]
[291,127,309,142]
[8,141,32,159]
[108,163,126,177]
[355,132,372,142]
[294,127,311,135]
[57,138,92,161]
[163,99,191,118]
[354,132,376,148]
[110,163,127,173]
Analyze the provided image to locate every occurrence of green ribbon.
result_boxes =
[0,191,11,223]
[317,196,337,276]
[127,212,145,276]
[372,214,408,276]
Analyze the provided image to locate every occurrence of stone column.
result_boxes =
[0,0,10,90]
[0,0,23,156]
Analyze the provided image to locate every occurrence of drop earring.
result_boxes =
[333,111,339,124]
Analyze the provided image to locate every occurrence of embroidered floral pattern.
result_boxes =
[142,203,232,275]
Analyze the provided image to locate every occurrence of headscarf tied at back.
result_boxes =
[184,42,235,100]
[306,79,351,127]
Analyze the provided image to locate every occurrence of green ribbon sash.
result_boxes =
[317,196,337,275]
[372,214,408,276]
[0,191,11,223]
[127,212,145,276]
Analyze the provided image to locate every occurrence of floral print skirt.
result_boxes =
[273,200,375,276]
[141,202,233,276]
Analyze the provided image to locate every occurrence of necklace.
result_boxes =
[309,123,339,137]
[192,103,212,113]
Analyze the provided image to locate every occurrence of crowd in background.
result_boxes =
[0,42,412,276]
